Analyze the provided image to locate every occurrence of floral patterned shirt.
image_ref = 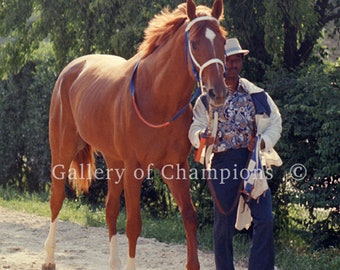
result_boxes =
[213,88,256,152]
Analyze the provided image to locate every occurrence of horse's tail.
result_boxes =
[69,144,95,194]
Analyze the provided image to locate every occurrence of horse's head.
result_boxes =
[186,0,227,107]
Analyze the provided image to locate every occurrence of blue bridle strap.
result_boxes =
[130,59,140,97]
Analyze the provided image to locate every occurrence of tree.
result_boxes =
[0,0,41,78]
[0,47,56,191]
[223,0,340,71]
[265,0,340,69]
[0,0,183,75]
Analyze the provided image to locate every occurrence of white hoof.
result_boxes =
[109,257,122,270]
[125,257,136,270]
[41,263,56,270]
[109,235,121,270]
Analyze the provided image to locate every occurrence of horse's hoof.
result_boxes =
[42,263,56,270]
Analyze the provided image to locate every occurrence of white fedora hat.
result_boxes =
[225,38,249,57]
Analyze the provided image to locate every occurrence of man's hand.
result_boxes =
[200,131,215,146]
[260,139,265,150]
[247,134,266,152]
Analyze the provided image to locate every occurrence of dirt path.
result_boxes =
[0,206,247,269]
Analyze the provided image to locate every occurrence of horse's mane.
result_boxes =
[138,3,225,58]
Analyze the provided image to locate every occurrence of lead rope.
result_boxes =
[203,107,229,216]
[204,106,246,216]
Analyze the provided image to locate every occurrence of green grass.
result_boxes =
[0,186,121,228]
[0,187,339,270]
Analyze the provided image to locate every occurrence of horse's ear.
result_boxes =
[211,0,224,20]
[186,0,197,20]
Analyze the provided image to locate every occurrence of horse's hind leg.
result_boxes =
[42,59,88,270]
[42,102,82,269]
[42,139,80,270]
[104,159,124,270]
[162,161,200,270]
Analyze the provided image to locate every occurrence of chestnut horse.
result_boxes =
[42,1,227,269]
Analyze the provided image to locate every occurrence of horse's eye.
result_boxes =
[191,41,199,50]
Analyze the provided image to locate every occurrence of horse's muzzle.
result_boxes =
[207,87,227,107]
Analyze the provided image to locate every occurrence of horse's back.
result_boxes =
[53,54,128,96]
[67,54,127,69]
[57,54,127,87]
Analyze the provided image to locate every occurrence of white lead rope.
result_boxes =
[204,111,218,170]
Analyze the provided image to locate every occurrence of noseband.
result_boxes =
[185,16,226,92]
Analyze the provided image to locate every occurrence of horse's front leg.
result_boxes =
[123,164,143,270]
[162,161,200,270]
[105,159,124,270]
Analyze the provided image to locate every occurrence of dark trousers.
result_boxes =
[211,148,275,270]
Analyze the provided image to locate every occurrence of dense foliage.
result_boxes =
[264,64,340,248]
[0,0,339,250]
